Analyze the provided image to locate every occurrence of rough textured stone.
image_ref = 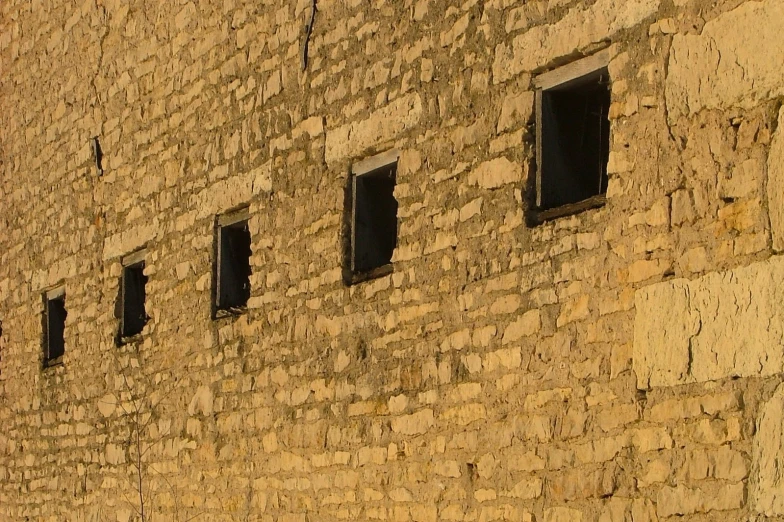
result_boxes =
[493,0,659,82]
[466,157,523,190]
[768,107,784,251]
[325,93,423,165]
[666,0,784,118]
[753,383,784,515]
[0,0,780,520]
[635,256,784,388]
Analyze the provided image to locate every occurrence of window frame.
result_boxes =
[532,49,612,224]
[118,249,148,344]
[42,285,66,368]
[213,206,252,319]
[349,149,400,285]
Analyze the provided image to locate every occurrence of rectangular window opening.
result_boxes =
[215,209,252,316]
[120,260,148,340]
[534,50,611,222]
[43,288,66,367]
[350,150,399,283]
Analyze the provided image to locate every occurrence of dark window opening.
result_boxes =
[352,162,398,278]
[121,262,148,339]
[216,218,252,314]
[538,67,611,211]
[44,291,66,366]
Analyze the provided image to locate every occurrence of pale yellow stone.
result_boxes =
[635,256,784,388]
[390,409,434,435]
[466,157,523,190]
[325,93,423,165]
[493,0,658,83]
[501,309,541,344]
[666,0,784,118]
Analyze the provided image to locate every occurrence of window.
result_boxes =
[118,250,148,342]
[43,286,66,367]
[349,149,399,283]
[214,207,252,317]
[533,49,611,222]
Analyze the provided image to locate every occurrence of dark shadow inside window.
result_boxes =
[218,220,252,312]
[353,164,398,275]
[540,68,610,210]
[122,262,148,338]
[45,294,66,364]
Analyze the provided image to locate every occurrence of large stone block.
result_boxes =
[666,0,784,119]
[492,0,659,83]
[634,256,784,388]
[767,107,784,251]
[324,93,423,166]
[753,383,784,515]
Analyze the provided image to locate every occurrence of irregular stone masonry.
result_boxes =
[0,0,783,520]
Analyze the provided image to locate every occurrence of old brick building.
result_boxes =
[1,0,783,520]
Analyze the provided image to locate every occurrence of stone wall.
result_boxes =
[0,0,783,521]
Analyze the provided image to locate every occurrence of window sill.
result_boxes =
[118,332,145,347]
[529,194,607,226]
[348,264,393,286]
[42,356,64,370]
[214,306,248,320]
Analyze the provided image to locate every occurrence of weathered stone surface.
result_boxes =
[3,0,783,519]
[657,483,744,517]
[635,256,784,388]
[103,223,161,261]
[325,93,423,165]
[497,91,534,133]
[544,507,583,522]
[187,385,214,417]
[191,164,272,219]
[466,157,523,190]
[768,107,784,251]
[753,383,784,515]
[666,0,784,118]
[390,408,435,435]
[493,0,659,82]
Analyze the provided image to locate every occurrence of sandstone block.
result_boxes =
[492,0,658,83]
[544,507,582,522]
[634,256,784,388]
[657,483,744,517]
[466,157,523,190]
[325,93,422,165]
[390,409,434,435]
[753,383,784,515]
[666,0,784,119]
[502,309,541,344]
[768,107,784,251]
[188,385,214,417]
[497,91,534,133]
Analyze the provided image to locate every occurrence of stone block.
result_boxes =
[768,107,784,251]
[466,157,523,190]
[753,383,784,515]
[493,0,659,83]
[390,409,434,435]
[666,0,784,119]
[544,507,582,522]
[325,93,423,165]
[634,256,784,388]
[502,310,541,343]
[497,91,534,133]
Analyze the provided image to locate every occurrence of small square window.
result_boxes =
[533,50,611,222]
[118,250,148,342]
[43,287,66,367]
[214,208,252,317]
[349,150,399,283]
